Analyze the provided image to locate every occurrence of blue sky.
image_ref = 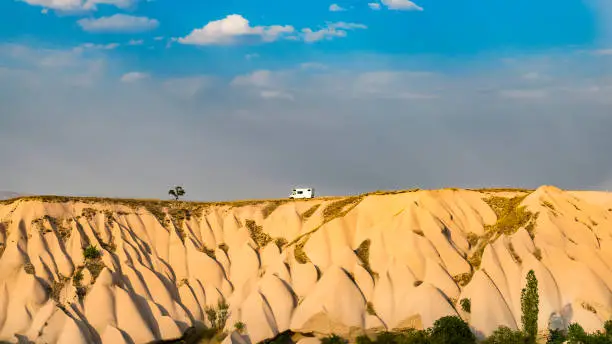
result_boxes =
[1,0,612,200]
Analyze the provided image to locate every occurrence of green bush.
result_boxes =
[481,326,528,344]
[460,298,471,313]
[521,270,539,344]
[429,316,476,344]
[83,245,101,259]
[320,334,348,344]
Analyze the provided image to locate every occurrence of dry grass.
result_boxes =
[355,239,377,279]
[245,219,273,248]
[468,195,537,269]
[467,187,534,193]
[31,215,71,242]
[533,247,543,260]
[508,242,522,264]
[301,204,320,221]
[366,301,377,316]
[322,196,363,222]
[412,229,425,237]
[262,201,285,219]
[453,272,474,287]
[363,188,421,196]
[582,302,597,314]
[294,237,310,264]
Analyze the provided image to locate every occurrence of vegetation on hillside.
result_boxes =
[468,195,538,269]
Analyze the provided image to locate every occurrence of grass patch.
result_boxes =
[31,215,71,242]
[245,219,273,248]
[363,188,421,196]
[582,302,597,314]
[274,237,288,251]
[49,276,69,303]
[468,195,536,269]
[24,261,36,275]
[508,242,522,264]
[262,201,285,219]
[366,301,377,316]
[533,247,542,260]
[322,196,363,223]
[301,204,320,221]
[294,237,310,264]
[355,239,378,279]
[541,200,555,211]
[453,272,474,287]
[201,246,216,259]
[466,232,479,248]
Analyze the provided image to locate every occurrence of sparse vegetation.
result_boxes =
[24,261,35,274]
[294,238,310,264]
[541,201,555,211]
[355,239,378,278]
[413,229,425,237]
[468,195,537,269]
[322,196,362,222]
[508,242,522,264]
[466,232,479,248]
[31,215,71,241]
[218,243,229,255]
[83,245,104,281]
[233,321,245,334]
[274,237,288,251]
[460,298,471,313]
[453,272,474,287]
[81,208,97,221]
[245,219,272,248]
[301,204,320,221]
[533,247,542,260]
[413,280,423,287]
[201,246,216,259]
[366,301,377,316]
[581,302,597,314]
[262,201,284,219]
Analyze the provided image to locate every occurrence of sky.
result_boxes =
[1,0,612,201]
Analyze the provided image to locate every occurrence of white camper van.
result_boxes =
[289,187,315,199]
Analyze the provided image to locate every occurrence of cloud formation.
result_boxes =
[2,43,612,200]
[329,3,346,11]
[178,14,295,45]
[77,14,159,33]
[381,0,423,11]
[178,15,366,45]
[20,0,136,11]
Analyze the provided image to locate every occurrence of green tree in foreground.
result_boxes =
[521,270,539,344]
[429,316,476,344]
[169,186,185,200]
[482,326,528,344]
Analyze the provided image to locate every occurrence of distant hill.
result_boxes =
[0,191,28,200]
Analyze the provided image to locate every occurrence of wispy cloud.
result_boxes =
[368,3,381,10]
[77,14,159,33]
[20,0,137,11]
[329,3,346,11]
[381,0,423,11]
[120,71,149,82]
[178,14,294,45]
[177,15,366,45]
[499,89,548,99]
[301,22,367,43]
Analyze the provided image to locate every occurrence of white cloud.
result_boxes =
[231,70,276,88]
[178,14,295,45]
[120,71,149,82]
[499,89,548,99]
[245,53,260,60]
[522,72,541,80]
[329,3,346,11]
[300,62,327,70]
[260,90,294,100]
[153,36,164,41]
[80,42,119,50]
[302,22,367,43]
[381,0,423,11]
[77,14,159,33]
[368,3,381,10]
[127,39,144,45]
[20,0,136,11]
[592,48,612,55]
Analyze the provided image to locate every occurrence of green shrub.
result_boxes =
[320,334,348,344]
[429,316,476,344]
[481,326,528,344]
[83,245,101,259]
[460,298,471,313]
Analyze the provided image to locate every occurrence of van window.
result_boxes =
[297,191,303,194]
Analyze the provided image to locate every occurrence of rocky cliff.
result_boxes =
[1,186,611,343]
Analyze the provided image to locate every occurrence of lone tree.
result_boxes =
[168,186,185,201]
[521,269,539,343]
